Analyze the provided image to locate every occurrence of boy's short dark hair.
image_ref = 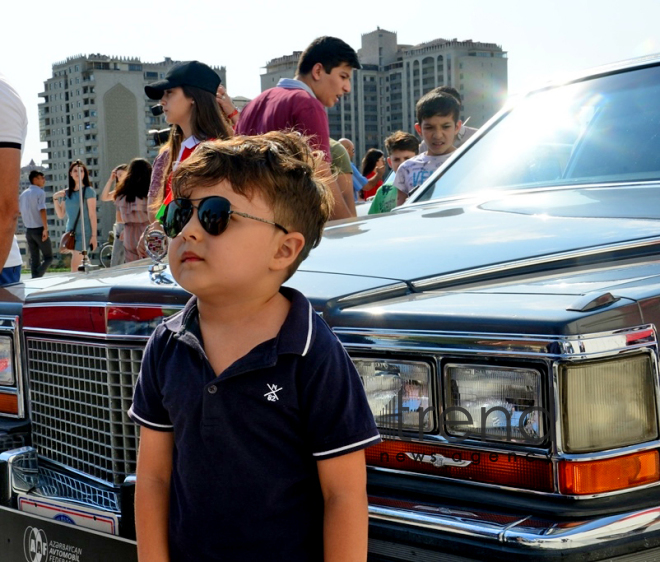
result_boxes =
[29,170,44,182]
[433,86,462,104]
[172,131,332,275]
[384,131,420,155]
[296,36,361,75]
[416,91,460,124]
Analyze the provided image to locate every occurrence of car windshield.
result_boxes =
[414,64,660,203]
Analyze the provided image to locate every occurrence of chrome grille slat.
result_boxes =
[26,337,143,485]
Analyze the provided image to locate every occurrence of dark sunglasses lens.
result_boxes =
[163,199,192,237]
[197,197,230,235]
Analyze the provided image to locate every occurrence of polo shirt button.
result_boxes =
[207,385,218,395]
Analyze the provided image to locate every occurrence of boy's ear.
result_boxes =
[387,156,393,169]
[270,232,306,272]
[310,62,325,82]
[414,122,422,136]
[456,119,463,131]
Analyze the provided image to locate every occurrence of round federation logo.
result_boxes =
[23,526,48,562]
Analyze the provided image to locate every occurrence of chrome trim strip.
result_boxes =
[368,501,660,551]
[336,282,410,306]
[411,236,660,291]
[22,327,152,341]
[505,507,660,550]
[22,302,180,309]
[339,324,657,360]
[369,504,503,541]
[23,302,106,309]
[0,315,25,418]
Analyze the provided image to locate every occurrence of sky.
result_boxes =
[3,0,659,166]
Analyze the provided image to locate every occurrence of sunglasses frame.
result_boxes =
[163,196,289,238]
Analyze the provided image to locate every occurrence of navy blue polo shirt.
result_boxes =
[129,287,380,562]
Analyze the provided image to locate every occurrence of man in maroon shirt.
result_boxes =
[237,36,360,221]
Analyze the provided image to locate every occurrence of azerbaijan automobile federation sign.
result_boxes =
[0,506,137,562]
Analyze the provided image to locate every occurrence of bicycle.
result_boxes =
[99,242,113,268]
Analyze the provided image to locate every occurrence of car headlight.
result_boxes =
[353,358,433,433]
[443,364,544,443]
[560,354,658,453]
[0,336,15,386]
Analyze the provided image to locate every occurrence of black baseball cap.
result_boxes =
[145,60,221,100]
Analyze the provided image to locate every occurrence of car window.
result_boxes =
[415,64,660,203]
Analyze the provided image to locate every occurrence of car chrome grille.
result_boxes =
[38,465,120,512]
[25,337,143,485]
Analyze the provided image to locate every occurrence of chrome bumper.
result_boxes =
[0,447,126,532]
[369,495,660,552]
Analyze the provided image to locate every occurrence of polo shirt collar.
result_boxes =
[276,78,316,100]
[163,286,315,358]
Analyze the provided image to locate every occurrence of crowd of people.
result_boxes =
[5,34,477,280]
[0,34,480,561]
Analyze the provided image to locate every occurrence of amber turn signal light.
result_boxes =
[559,450,659,495]
[0,392,19,415]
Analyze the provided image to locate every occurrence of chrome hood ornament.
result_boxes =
[145,225,172,284]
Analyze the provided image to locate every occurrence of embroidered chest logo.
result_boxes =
[265,384,283,402]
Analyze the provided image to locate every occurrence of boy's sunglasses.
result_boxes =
[163,196,289,238]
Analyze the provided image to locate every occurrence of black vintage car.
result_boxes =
[2,54,660,561]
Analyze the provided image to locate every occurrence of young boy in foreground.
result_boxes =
[129,132,380,562]
[368,131,420,215]
[394,91,462,206]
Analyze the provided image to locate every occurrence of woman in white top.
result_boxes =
[144,60,233,219]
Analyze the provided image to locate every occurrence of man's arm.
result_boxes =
[318,450,369,562]
[318,160,353,221]
[0,147,20,265]
[336,172,356,216]
[135,427,174,562]
[40,209,49,241]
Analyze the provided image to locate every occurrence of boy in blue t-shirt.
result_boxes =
[129,132,380,561]
[394,91,462,206]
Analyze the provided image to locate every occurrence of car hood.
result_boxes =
[300,184,660,286]
[18,184,660,309]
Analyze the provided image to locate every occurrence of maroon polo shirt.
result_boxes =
[236,86,331,162]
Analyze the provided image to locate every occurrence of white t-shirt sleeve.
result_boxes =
[0,73,28,148]
[1,74,28,270]
[393,160,412,194]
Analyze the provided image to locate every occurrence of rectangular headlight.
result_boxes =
[353,358,433,433]
[443,364,544,443]
[560,354,658,453]
[0,336,15,386]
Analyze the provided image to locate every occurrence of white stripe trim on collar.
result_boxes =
[301,302,313,356]
[312,434,381,458]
